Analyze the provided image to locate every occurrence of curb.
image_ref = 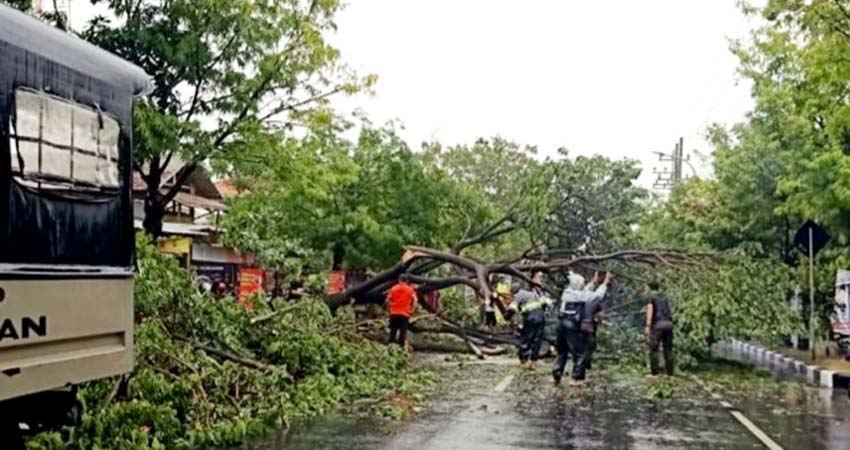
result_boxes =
[713,339,850,389]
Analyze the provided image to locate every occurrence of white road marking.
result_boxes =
[729,411,785,450]
[692,376,785,450]
[494,374,515,392]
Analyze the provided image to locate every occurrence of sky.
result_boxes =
[329,0,761,189]
[67,0,760,190]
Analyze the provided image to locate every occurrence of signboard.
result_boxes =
[794,221,831,359]
[794,220,830,257]
[157,237,192,255]
[326,270,347,295]
[238,268,264,309]
[194,264,235,286]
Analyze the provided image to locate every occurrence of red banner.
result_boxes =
[326,270,347,295]
[238,268,264,309]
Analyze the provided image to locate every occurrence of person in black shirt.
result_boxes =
[644,281,675,377]
[287,279,306,302]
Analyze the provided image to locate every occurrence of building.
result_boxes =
[133,162,254,292]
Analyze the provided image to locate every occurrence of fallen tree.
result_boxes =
[328,243,710,312]
[324,227,713,359]
[362,331,509,356]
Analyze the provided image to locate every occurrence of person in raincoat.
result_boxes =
[552,271,611,386]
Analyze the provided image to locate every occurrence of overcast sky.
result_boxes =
[330,0,760,189]
[69,0,760,189]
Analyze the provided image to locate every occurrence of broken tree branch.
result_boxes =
[174,335,272,371]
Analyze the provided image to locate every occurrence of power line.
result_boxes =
[683,9,756,147]
[653,137,692,191]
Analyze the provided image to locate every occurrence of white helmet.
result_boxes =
[567,271,585,291]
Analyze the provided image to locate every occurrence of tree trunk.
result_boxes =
[332,243,345,270]
[142,156,165,238]
[362,332,507,356]
[143,196,165,238]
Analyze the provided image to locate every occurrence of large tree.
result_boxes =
[641,0,850,256]
[730,0,850,246]
[72,0,374,236]
[222,120,497,272]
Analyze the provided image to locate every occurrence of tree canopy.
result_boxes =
[69,0,374,236]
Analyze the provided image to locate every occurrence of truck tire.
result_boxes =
[0,419,25,450]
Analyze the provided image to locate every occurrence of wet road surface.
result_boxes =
[248,358,850,450]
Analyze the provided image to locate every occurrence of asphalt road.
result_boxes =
[251,358,850,450]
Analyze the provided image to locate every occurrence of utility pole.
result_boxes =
[809,228,816,360]
[675,136,684,183]
[653,137,689,190]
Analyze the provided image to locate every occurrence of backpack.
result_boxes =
[560,301,584,324]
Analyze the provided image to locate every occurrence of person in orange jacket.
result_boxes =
[385,274,418,348]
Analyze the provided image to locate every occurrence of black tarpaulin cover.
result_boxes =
[6,182,127,267]
[0,4,151,272]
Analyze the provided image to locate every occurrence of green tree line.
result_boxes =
[639,0,850,346]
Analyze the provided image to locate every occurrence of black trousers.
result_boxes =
[389,315,409,346]
[518,315,545,362]
[649,321,675,375]
[584,329,597,370]
[552,320,588,381]
[484,311,497,327]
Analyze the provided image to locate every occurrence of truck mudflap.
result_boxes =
[0,277,133,402]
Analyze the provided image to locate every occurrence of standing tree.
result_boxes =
[223,121,498,273]
[422,137,540,211]
[541,151,646,254]
[76,0,374,236]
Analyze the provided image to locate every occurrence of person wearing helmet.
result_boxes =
[509,273,553,368]
[552,270,611,386]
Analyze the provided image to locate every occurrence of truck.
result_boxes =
[0,5,151,447]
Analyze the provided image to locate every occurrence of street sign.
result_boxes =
[794,220,830,360]
[794,221,830,257]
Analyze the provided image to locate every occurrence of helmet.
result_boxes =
[568,271,585,291]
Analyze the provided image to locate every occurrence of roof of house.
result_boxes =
[134,220,219,237]
[173,192,228,212]
[214,179,244,199]
[133,164,223,201]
